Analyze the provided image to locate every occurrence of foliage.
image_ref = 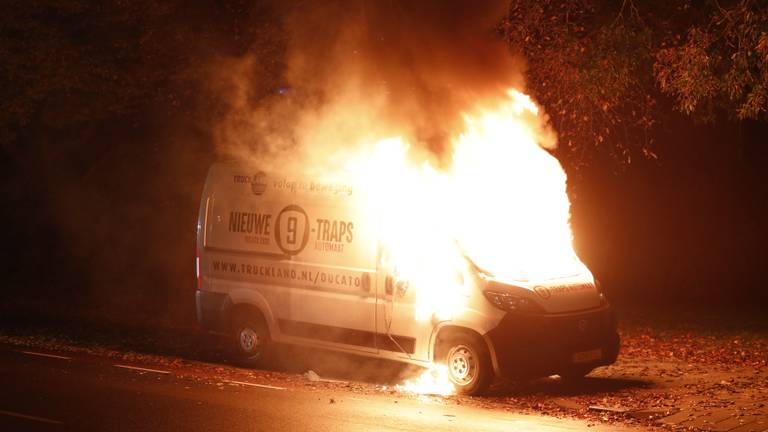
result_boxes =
[0,0,285,321]
[0,1,171,148]
[0,0,283,154]
[655,0,768,121]
[502,0,768,165]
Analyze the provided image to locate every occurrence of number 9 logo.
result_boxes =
[275,205,309,256]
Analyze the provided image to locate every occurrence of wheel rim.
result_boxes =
[447,344,477,386]
[239,327,261,354]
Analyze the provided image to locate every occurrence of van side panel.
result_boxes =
[200,165,380,353]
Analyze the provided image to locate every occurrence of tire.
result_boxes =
[230,312,270,366]
[438,333,493,395]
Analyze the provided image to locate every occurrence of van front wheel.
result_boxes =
[439,333,492,395]
[231,313,269,366]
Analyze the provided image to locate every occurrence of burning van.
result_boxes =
[196,90,619,395]
[196,166,619,395]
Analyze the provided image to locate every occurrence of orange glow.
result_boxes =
[338,89,590,323]
[309,89,590,395]
[395,364,454,396]
[329,89,590,395]
[449,90,589,284]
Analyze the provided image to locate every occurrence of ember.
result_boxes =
[396,364,454,396]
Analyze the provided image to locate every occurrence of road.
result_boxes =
[0,345,644,432]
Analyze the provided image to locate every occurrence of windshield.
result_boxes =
[457,240,589,284]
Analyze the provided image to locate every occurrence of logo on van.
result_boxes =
[274,205,310,256]
[533,286,551,300]
[251,172,268,195]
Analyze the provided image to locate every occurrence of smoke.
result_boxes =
[210,0,527,169]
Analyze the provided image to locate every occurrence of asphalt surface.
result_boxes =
[0,345,645,432]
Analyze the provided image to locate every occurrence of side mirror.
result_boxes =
[385,275,394,295]
[395,280,408,297]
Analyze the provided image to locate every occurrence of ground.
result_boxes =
[0,305,765,431]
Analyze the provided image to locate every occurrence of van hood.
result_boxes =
[484,272,603,314]
[464,252,604,314]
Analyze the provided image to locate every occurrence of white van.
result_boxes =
[196,162,619,395]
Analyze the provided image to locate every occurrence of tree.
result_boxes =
[655,0,768,121]
[0,0,284,155]
[502,0,768,165]
[0,1,176,151]
[0,0,286,323]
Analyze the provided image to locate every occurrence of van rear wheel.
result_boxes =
[439,333,492,395]
[230,313,269,366]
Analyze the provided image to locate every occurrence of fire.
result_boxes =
[341,137,471,322]
[395,364,455,396]
[339,89,588,322]
[449,90,587,283]
[322,89,588,395]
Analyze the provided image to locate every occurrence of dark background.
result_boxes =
[1,1,766,330]
[571,117,768,308]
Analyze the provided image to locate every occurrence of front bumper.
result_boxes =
[485,305,620,378]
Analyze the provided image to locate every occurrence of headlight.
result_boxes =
[483,291,543,313]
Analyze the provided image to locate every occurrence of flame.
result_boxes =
[395,364,455,396]
[336,89,589,323]
[449,90,587,283]
[295,88,589,396]
[343,138,472,321]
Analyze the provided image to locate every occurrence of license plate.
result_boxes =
[572,348,602,363]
